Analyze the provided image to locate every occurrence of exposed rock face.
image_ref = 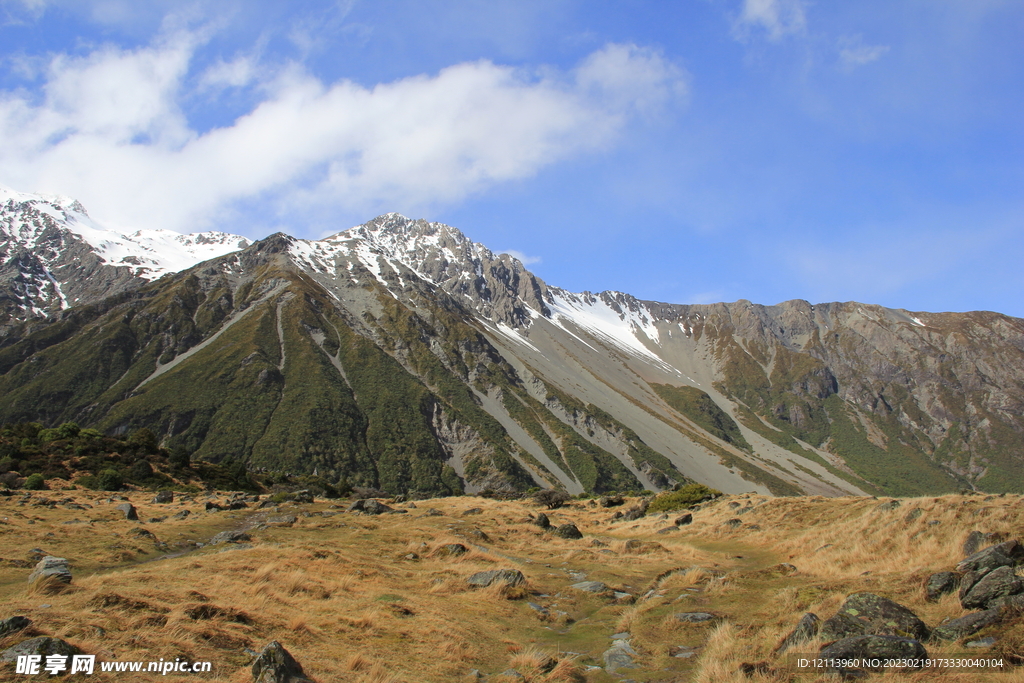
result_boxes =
[960,566,1024,609]
[925,572,959,602]
[932,609,1001,641]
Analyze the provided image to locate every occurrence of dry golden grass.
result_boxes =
[1,490,1023,681]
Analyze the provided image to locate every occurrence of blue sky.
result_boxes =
[1,1,1022,316]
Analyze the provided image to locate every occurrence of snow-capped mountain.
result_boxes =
[0,185,249,323]
[2,187,1024,499]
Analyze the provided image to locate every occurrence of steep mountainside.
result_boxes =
[0,185,249,329]
[1,190,1023,497]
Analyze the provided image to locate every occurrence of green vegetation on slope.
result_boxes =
[650,383,751,452]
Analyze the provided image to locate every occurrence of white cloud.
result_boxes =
[733,0,806,42]
[838,35,890,68]
[0,30,685,236]
[498,249,541,266]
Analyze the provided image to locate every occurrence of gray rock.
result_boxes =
[673,612,718,623]
[291,490,314,504]
[351,499,392,515]
[965,637,997,648]
[267,515,298,526]
[599,495,625,508]
[818,635,927,672]
[533,512,551,529]
[956,540,1024,575]
[925,571,959,602]
[251,641,312,683]
[819,593,929,641]
[0,616,31,638]
[674,513,693,526]
[172,510,190,520]
[152,490,173,504]
[571,581,607,593]
[210,530,251,545]
[960,565,1024,610]
[932,609,1000,641]
[115,503,138,520]
[0,637,79,663]
[962,530,987,557]
[205,501,223,511]
[723,518,742,529]
[876,500,901,512]
[462,507,483,516]
[904,507,923,523]
[775,612,819,653]
[621,508,645,522]
[603,639,638,672]
[27,556,71,586]
[467,569,526,588]
[552,523,582,539]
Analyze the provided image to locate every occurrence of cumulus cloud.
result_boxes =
[733,0,807,42]
[0,28,685,235]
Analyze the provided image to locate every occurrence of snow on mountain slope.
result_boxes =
[1,185,250,280]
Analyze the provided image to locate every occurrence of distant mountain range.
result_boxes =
[2,186,1023,497]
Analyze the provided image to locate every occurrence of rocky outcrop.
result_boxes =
[819,593,929,641]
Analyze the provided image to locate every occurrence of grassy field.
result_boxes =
[1,489,1023,682]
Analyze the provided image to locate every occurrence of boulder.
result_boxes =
[462,508,483,516]
[152,490,173,504]
[435,544,468,558]
[0,616,31,638]
[960,565,1024,610]
[876,500,901,512]
[621,508,645,522]
[775,612,820,654]
[599,496,625,508]
[932,609,1001,641]
[552,524,582,540]
[466,569,525,588]
[818,635,927,672]
[674,513,693,526]
[819,593,929,641]
[0,637,79,663]
[27,556,72,586]
[723,518,742,529]
[533,513,551,529]
[115,503,138,520]
[251,641,312,683]
[603,639,637,672]
[925,571,959,602]
[956,540,1024,575]
[348,499,393,515]
[205,501,223,511]
[172,510,191,520]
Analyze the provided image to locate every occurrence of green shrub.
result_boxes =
[648,483,721,513]
[23,473,47,490]
[97,468,123,491]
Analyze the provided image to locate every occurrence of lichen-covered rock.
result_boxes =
[956,540,1024,575]
[925,572,959,602]
[960,566,1024,610]
[818,635,927,672]
[932,609,1001,641]
[819,593,929,641]
[0,616,31,638]
[210,530,251,545]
